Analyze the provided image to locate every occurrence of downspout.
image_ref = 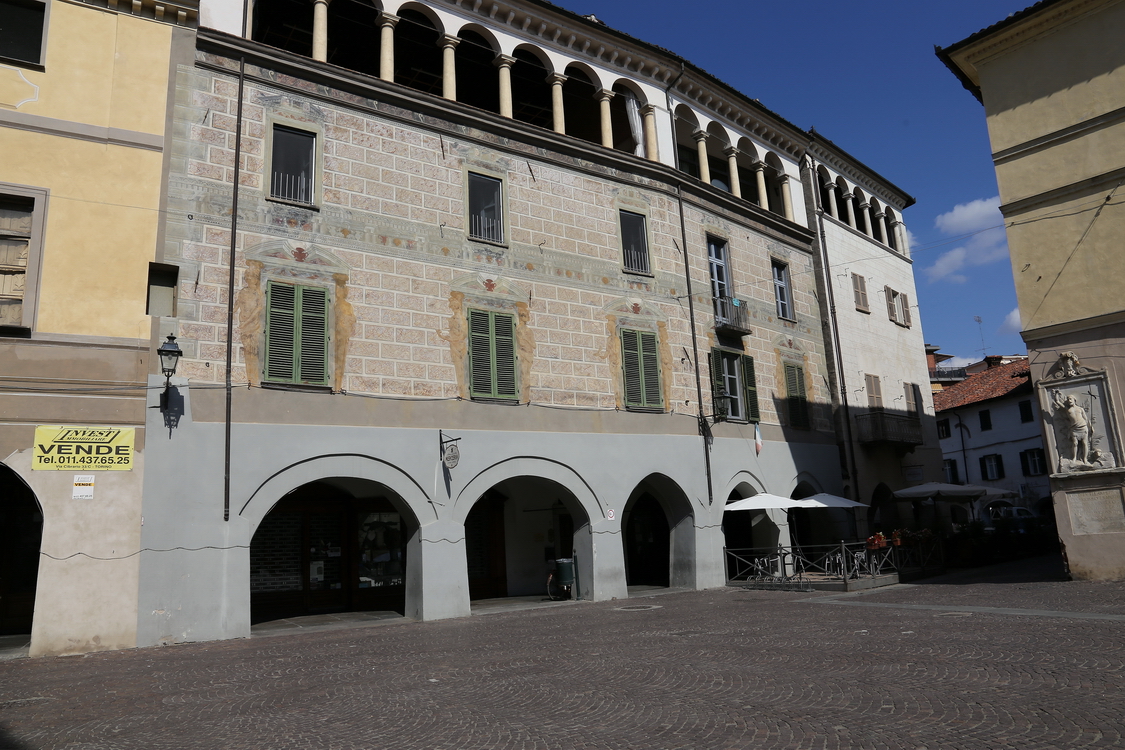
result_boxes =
[804,147,862,506]
[954,411,973,520]
[665,65,714,508]
[223,57,246,522]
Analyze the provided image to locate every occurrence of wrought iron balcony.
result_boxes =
[713,296,753,335]
[929,367,967,382]
[854,410,923,446]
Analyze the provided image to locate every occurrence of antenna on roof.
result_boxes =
[973,316,988,355]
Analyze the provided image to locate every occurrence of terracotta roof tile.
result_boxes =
[933,358,1032,412]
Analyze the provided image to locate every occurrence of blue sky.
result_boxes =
[550,0,1033,365]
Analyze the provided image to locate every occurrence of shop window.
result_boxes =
[264,281,330,386]
[709,349,759,423]
[468,173,504,243]
[620,210,649,274]
[270,126,316,205]
[468,308,517,400]
[621,328,662,411]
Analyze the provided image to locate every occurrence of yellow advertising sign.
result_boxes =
[32,426,135,471]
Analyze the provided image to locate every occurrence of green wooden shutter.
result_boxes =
[621,329,643,407]
[638,331,661,408]
[785,364,809,429]
[298,286,328,385]
[469,309,517,399]
[266,282,297,382]
[708,349,726,419]
[741,355,760,423]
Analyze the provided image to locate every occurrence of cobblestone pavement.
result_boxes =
[2,555,1124,750]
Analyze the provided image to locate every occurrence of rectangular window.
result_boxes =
[619,210,649,274]
[468,173,504,244]
[146,263,179,318]
[904,382,919,415]
[979,409,992,431]
[707,236,730,305]
[0,195,34,333]
[772,260,792,320]
[265,281,329,386]
[1019,399,1034,423]
[943,459,959,484]
[271,126,316,205]
[709,349,759,423]
[785,364,809,429]
[865,373,882,410]
[884,286,912,327]
[1020,448,1047,477]
[980,453,1005,481]
[937,418,951,439]
[0,0,46,67]
[621,328,662,411]
[468,308,518,400]
[851,273,869,312]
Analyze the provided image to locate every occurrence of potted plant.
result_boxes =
[866,532,887,550]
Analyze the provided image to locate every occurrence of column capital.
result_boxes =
[437,34,461,50]
[858,201,871,211]
[874,210,886,220]
[751,161,765,173]
[378,12,400,28]
[889,218,903,228]
[493,54,516,69]
[594,88,615,103]
[546,72,568,86]
[639,103,657,117]
[723,145,739,158]
[778,173,790,184]
[691,129,708,144]
[821,179,836,189]
[839,191,854,202]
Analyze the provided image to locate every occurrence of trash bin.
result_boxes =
[555,558,575,587]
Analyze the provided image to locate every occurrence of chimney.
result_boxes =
[985,355,1003,368]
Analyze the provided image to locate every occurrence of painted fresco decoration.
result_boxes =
[1039,352,1121,474]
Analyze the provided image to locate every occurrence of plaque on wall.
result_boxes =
[1038,352,1122,475]
[1067,489,1125,535]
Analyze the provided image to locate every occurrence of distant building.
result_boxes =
[933,358,1050,523]
[939,0,1125,580]
[927,344,966,392]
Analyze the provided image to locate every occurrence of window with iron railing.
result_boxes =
[619,210,649,274]
[270,126,316,205]
[468,173,504,243]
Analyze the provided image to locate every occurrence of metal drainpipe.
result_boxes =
[664,64,715,507]
[805,150,862,505]
[223,57,246,522]
[955,411,973,520]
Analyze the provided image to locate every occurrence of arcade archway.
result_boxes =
[0,464,42,635]
[621,474,694,590]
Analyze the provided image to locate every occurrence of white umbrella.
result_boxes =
[795,493,866,509]
[723,493,806,512]
[892,482,989,500]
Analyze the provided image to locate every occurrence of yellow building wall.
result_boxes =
[0,2,172,339]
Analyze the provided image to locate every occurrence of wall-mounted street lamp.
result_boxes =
[698,391,732,446]
[156,333,182,411]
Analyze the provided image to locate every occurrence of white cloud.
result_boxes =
[924,196,1009,284]
[944,356,976,368]
[998,307,1022,335]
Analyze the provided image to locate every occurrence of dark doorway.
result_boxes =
[465,491,507,600]
[624,493,670,586]
[250,480,409,624]
[0,465,42,635]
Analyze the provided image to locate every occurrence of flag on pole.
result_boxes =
[754,423,763,456]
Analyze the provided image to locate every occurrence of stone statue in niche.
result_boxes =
[1049,388,1117,472]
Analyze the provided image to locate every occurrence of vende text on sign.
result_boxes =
[32,426,135,471]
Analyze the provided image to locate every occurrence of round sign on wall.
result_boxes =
[442,443,460,470]
[607,509,615,521]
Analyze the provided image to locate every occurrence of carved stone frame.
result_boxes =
[1037,366,1122,477]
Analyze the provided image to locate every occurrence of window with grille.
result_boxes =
[772,260,792,320]
[980,453,1005,481]
[865,373,883,410]
[270,126,316,204]
[0,0,47,67]
[708,236,730,315]
[708,349,759,423]
[468,308,518,400]
[621,328,662,411]
[884,286,912,327]
[851,273,869,312]
[1020,448,1047,476]
[620,210,650,274]
[265,282,329,386]
[468,173,504,243]
[785,364,809,429]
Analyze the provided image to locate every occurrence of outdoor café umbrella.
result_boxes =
[892,482,989,500]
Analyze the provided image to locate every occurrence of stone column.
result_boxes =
[858,202,873,237]
[596,89,615,149]
[779,174,794,221]
[439,35,461,101]
[822,181,838,218]
[379,13,399,82]
[547,72,567,135]
[754,163,770,212]
[311,0,330,62]
[693,131,710,185]
[640,103,658,161]
[724,147,741,198]
[841,192,855,227]
[874,210,888,244]
[495,54,515,118]
[892,220,909,255]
